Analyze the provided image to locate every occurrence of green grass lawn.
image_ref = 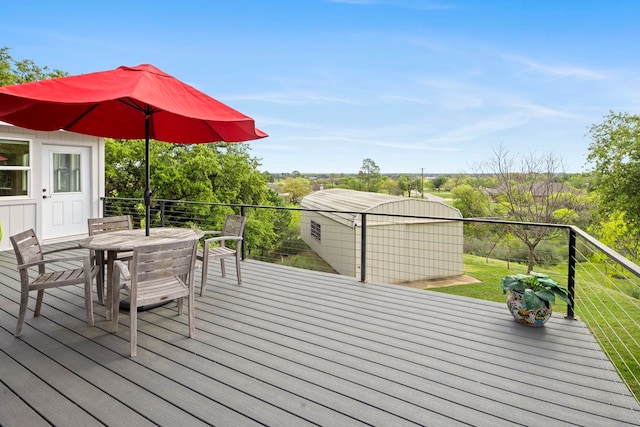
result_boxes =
[431,254,570,312]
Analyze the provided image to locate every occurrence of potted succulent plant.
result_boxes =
[500,272,571,327]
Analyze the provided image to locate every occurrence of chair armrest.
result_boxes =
[113,260,131,281]
[201,230,222,236]
[113,260,131,294]
[204,236,243,245]
[18,255,93,271]
[42,245,89,256]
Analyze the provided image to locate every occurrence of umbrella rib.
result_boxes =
[65,103,100,129]
[119,98,161,115]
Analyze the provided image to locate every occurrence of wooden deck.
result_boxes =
[0,243,639,426]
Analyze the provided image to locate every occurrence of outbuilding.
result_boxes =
[0,122,105,251]
[300,188,464,284]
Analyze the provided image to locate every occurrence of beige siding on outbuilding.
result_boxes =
[301,189,463,283]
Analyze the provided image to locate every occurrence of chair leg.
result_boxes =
[130,304,137,357]
[105,251,116,321]
[14,288,29,337]
[200,251,209,297]
[236,253,242,285]
[220,258,226,278]
[188,290,195,338]
[112,283,120,333]
[34,289,45,317]
[85,284,95,327]
[177,297,184,315]
[83,260,95,327]
[96,251,105,305]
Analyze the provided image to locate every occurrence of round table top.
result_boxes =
[78,227,204,251]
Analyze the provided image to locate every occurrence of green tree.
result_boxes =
[262,171,275,183]
[444,174,472,191]
[383,176,403,195]
[282,176,312,204]
[358,158,382,192]
[245,189,294,256]
[105,139,284,250]
[431,175,449,191]
[482,145,583,272]
[412,177,424,196]
[587,111,640,248]
[0,46,67,86]
[397,175,411,196]
[588,210,640,261]
[343,176,364,191]
[451,184,490,218]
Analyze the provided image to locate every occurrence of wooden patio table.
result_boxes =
[78,227,204,320]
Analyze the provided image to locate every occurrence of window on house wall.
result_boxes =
[311,220,321,241]
[0,139,30,197]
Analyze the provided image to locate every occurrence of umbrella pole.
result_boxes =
[144,111,151,236]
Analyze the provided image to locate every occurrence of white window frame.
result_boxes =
[0,137,32,199]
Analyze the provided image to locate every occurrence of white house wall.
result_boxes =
[0,202,36,246]
[0,124,104,251]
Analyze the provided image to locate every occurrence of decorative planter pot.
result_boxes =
[506,290,552,327]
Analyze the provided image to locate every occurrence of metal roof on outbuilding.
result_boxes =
[301,188,461,227]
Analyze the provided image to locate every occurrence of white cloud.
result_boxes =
[380,95,433,105]
[253,116,320,129]
[505,101,579,120]
[511,56,605,80]
[225,91,361,106]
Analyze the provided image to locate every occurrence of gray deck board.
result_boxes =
[200,291,626,419]
[0,242,639,426]
[0,336,104,427]
[0,352,65,427]
[202,265,637,425]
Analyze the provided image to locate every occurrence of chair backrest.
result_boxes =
[10,229,44,268]
[132,239,197,285]
[222,215,246,238]
[88,215,132,236]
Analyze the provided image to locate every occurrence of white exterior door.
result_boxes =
[42,145,91,239]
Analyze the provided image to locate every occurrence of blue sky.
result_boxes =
[2,0,639,174]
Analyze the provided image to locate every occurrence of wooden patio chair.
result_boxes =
[112,238,198,357]
[197,214,246,296]
[88,215,133,304]
[10,229,97,337]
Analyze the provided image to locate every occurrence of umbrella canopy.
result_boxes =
[0,64,267,235]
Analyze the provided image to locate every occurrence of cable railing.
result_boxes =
[103,196,640,402]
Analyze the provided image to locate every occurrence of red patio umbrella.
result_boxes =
[0,64,267,235]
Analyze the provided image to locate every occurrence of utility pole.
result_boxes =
[421,168,424,198]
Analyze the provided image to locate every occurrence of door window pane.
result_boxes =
[53,153,81,193]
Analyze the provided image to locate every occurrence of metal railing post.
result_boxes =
[566,228,576,319]
[240,205,246,260]
[360,213,367,282]
[159,200,166,227]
